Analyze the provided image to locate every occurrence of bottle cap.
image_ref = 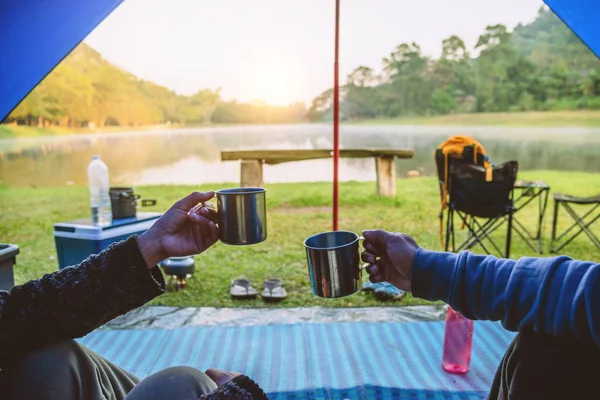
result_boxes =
[93,155,100,159]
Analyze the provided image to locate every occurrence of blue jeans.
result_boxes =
[488,329,600,399]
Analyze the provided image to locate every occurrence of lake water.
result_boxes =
[1,124,599,188]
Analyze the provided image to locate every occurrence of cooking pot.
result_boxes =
[109,187,157,219]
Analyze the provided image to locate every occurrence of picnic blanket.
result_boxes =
[78,320,515,399]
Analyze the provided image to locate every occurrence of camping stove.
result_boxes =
[160,256,195,291]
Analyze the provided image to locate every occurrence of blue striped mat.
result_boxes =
[77,321,515,399]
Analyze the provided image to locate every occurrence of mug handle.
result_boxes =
[189,201,219,223]
[358,235,370,271]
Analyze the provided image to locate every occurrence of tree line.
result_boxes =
[308,7,600,121]
[4,44,307,128]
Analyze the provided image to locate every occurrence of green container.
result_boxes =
[0,244,19,291]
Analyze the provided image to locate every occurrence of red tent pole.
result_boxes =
[332,0,340,231]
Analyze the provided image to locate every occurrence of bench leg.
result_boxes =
[240,160,264,188]
[375,156,396,197]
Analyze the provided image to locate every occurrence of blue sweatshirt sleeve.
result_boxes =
[411,248,600,347]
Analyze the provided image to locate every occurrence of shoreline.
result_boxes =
[4,110,600,139]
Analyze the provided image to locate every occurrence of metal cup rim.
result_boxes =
[215,187,267,195]
[303,230,360,251]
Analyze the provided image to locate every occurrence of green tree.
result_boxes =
[430,87,456,114]
[344,66,378,120]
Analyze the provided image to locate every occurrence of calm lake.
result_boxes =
[1,124,599,188]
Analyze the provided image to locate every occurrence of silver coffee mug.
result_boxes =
[304,231,369,298]
[200,188,267,246]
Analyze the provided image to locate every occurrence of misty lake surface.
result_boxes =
[1,124,599,188]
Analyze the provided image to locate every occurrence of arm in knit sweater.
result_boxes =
[0,236,164,366]
[0,235,269,399]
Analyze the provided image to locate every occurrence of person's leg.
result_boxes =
[0,339,139,400]
[488,329,600,400]
[124,366,218,400]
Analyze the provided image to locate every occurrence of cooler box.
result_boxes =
[0,243,19,291]
[54,212,161,270]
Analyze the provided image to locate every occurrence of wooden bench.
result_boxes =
[221,149,414,197]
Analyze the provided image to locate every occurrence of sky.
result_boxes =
[85,0,546,106]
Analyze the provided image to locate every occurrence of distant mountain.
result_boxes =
[512,7,599,72]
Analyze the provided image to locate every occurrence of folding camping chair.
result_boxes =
[550,193,600,253]
[436,150,518,258]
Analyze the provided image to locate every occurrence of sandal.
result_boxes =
[261,278,287,301]
[374,282,406,301]
[361,281,378,292]
[230,278,257,299]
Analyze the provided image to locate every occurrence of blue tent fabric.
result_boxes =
[77,321,516,399]
[0,0,123,121]
[544,0,600,59]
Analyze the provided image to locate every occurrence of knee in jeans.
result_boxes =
[125,366,218,400]
[154,366,211,384]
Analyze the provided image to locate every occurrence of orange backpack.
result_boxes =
[435,135,493,248]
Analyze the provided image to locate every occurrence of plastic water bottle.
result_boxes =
[442,307,474,374]
[87,155,112,226]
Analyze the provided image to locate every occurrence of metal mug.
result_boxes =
[211,188,267,245]
[304,231,368,298]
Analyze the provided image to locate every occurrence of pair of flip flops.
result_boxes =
[230,278,287,301]
[361,281,406,301]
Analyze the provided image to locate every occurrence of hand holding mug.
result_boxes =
[137,192,219,268]
[196,188,267,246]
[361,230,419,292]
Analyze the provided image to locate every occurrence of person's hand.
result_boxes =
[137,192,219,268]
[205,368,241,386]
[361,230,419,292]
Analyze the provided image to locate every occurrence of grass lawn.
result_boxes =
[1,170,599,308]
[356,110,600,127]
